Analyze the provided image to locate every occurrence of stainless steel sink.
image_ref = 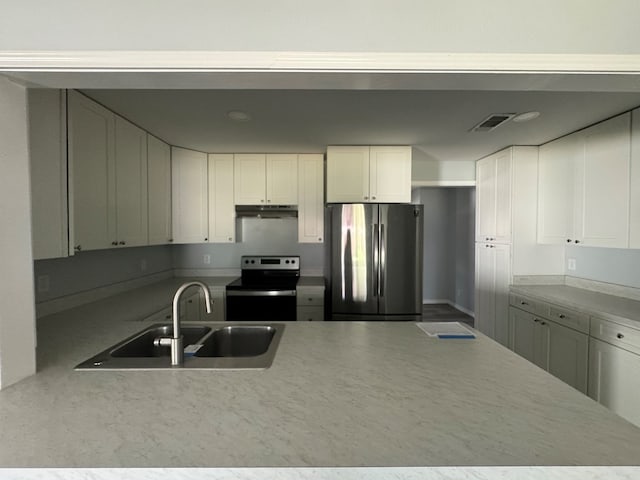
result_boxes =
[195,326,276,357]
[75,323,284,371]
[111,325,212,358]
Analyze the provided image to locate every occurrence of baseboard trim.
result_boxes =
[36,270,173,318]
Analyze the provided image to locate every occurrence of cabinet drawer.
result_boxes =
[591,317,640,355]
[297,306,324,321]
[548,305,589,334]
[509,293,548,317]
[296,288,324,306]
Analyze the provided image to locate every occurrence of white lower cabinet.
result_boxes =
[589,337,640,427]
[475,243,510,346]
[508,294,589,394]
[297,285,325,321]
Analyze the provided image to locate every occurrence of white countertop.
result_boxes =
[510,284,640,329]
[1,280,640,479]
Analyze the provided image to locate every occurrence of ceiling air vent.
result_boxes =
[470,113,515,132]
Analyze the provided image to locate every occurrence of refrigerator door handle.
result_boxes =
[379,223,385,297]
[373,223,379,297]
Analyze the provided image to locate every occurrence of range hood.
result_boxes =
[235,205,298,219]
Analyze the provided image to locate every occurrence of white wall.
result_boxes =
[566,246,640,289]
[0,77,36,388]
[2,1,640,54]
[173,218,324,275]
[33,246,173,302]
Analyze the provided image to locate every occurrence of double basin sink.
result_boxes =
[75,323,284,370]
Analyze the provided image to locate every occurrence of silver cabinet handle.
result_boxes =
[119,241,125,245]
[74,245,82,252]
[228,237,233,242]
[364,196,369,200]
[111,241,118,246]
[558,314,566,319]
[567,239,572,243]
[540,321,547,326]
[617,333,625,339]
[372,196,376,200]
[168,238,174,242]
[520,301,528,305]
[575,240,580,244]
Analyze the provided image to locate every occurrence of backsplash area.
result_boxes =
[33,245,173,302]
[565,245,640,289]
[172,217,324,275]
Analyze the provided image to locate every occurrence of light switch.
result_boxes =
[567,258,576,271]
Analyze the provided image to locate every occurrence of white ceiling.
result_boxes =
[82,88,640,161]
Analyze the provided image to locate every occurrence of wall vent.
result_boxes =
[470,113,515,132]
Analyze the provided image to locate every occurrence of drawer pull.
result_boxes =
[617,333,625,339]
[534,318,540,323]
[540,321,547,326]
[558,314,566,319]
[520,301,529,306]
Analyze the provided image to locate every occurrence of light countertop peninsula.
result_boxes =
[1,280,640,480]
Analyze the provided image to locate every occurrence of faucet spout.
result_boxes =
[169,281,212,366]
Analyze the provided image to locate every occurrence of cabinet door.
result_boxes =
[266,154,298,204]
[509,307,537,364]
[28,89,69,260]
[147,135,172,245]
[493,149,512,243]
[171,147,208,243]
[547,320,588,393]
[475,243,511,346]
[234,154,266,205]
[114,116,148,247]
[68,90,116,252]
[208,154,235,243]
[589,338,640,428]
[326,146,370,202]
[508,307,548,370]
[630,108,640,248]
[298,154,324,243]
[575,113,631,248]
[475,156,497,242]
[537,135,578,244]
[369,146,411,203]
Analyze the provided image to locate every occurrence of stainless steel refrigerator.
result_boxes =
[327,203,423,321]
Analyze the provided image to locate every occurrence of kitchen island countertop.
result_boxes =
[2,281,640,479]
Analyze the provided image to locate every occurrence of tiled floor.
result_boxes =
[422,304,474,327]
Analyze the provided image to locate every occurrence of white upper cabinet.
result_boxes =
[326,146,411,203]
[575,113,630,248]
[147,135,172,245]
[28,89,68,260]
[114,116,148,248]
[475,148,512,243]
[297,154,324,243]
[266,154,298,205]
[234,154,298,205]
[208,154,235,243]
[629,108,640,248]
[369,146,412,203]
[171,147,208,244]
[234,154,266,205]
[538,113,631,248]
[537,134,581,245]
[68,90,116,253]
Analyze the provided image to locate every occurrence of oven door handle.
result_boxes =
[226,290,297,297]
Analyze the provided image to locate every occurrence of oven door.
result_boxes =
[226,289,297,322]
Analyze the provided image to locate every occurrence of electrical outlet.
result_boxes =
[37,275,50,293]
[203,254,211,265]
[567,258,577,271]
[140,259,147,272]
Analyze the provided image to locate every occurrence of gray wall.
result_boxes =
[33,245,173,302]
[418,187,475,312]
[3,1,640,53]
[173,218,324,274]
[566,246,640,289]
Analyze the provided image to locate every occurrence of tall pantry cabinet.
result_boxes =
[474,147,563,346]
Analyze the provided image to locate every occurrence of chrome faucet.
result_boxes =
[157,281,212,366]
